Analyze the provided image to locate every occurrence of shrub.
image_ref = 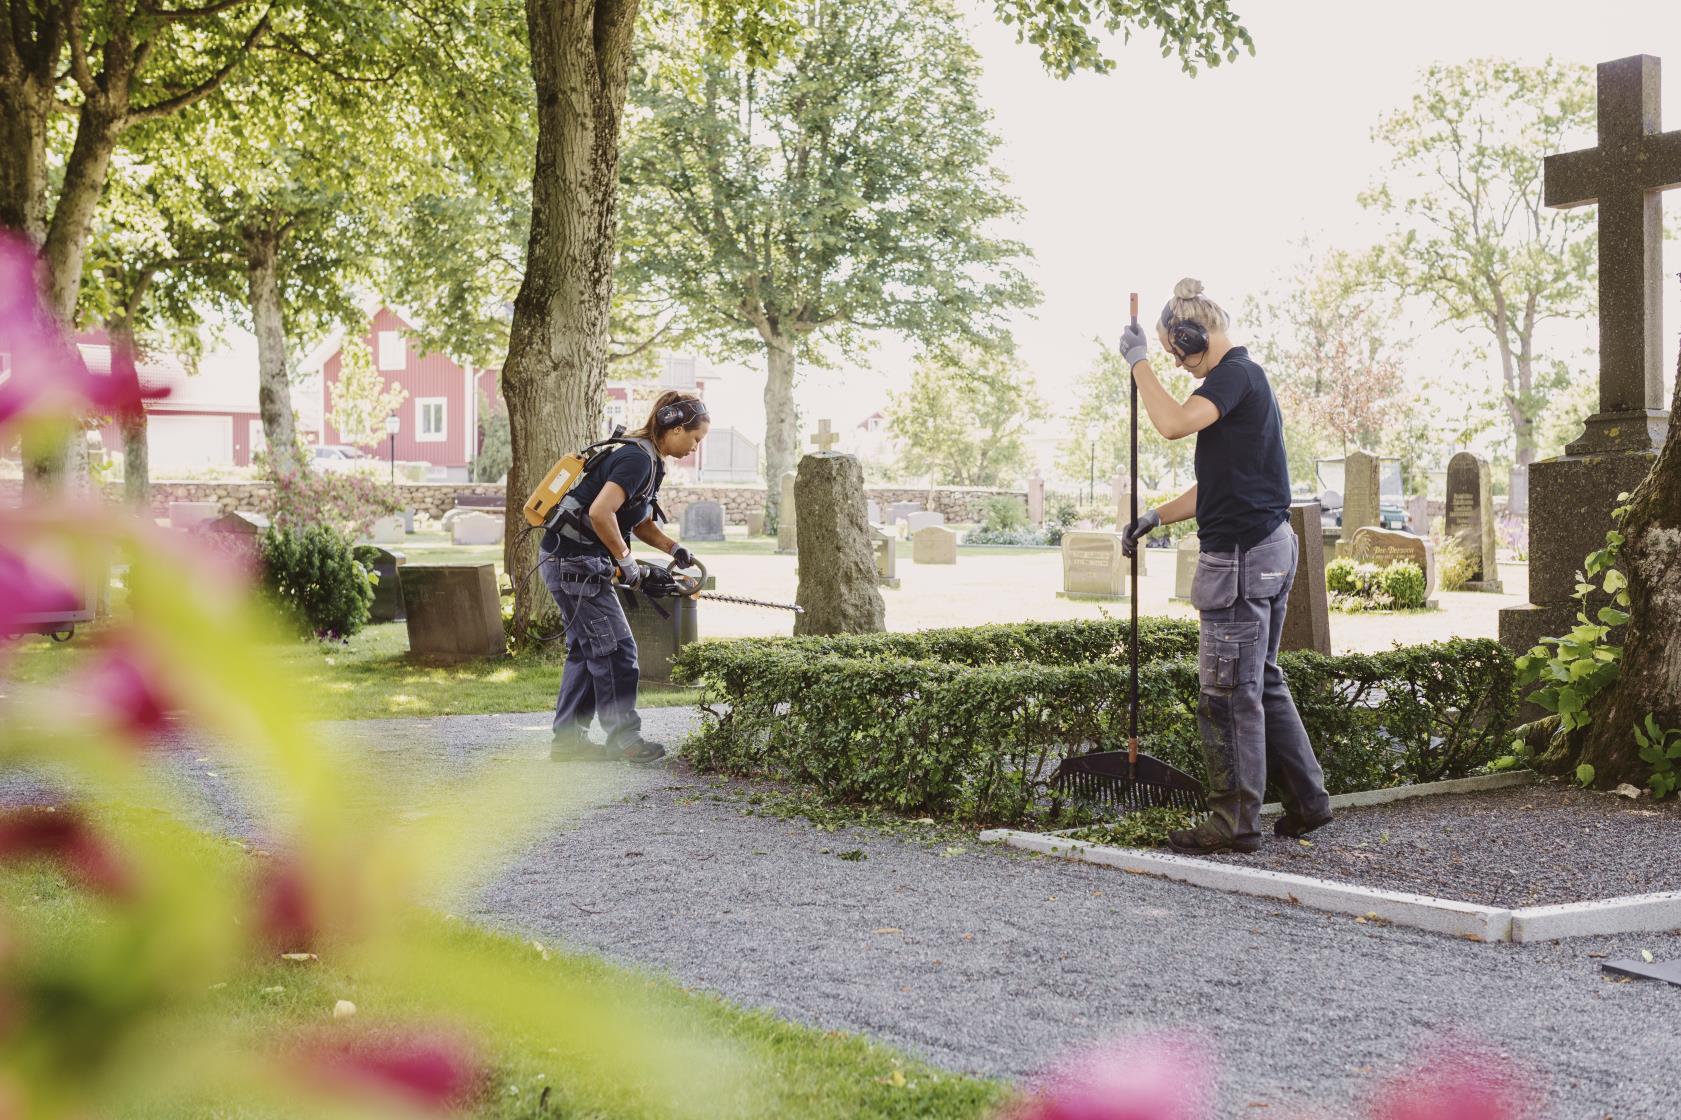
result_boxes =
[1380,561,1428,609]
[1325,557,1361,595]
[965,526,1050,547]
[979,495,1028,533]
[262,469,405,540]
[672,622,1516,825]
[1435,534,1476,592]
[259,524,375,639]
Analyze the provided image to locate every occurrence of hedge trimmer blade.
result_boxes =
[693,591,803,613]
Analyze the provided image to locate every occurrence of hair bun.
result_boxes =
[1173,277,1205,301]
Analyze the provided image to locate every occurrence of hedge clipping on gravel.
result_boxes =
[671,619,1517,825]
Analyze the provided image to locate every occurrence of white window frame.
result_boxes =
[377,330,405,371]
[415,397,447,443]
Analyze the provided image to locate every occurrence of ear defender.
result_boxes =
[656,399,710,428]
[1170,319,1209,360]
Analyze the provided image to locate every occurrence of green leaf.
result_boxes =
[1596,607,1630,627]
[1601,569,1628,595]
[1576,763,1596,787]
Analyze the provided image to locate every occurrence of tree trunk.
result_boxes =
[1573,341,1681,786]
[121,410,150,510]
[762,335,799,528]
[42,110,122,321]
[502,0,640,635]
[0,81,51,240]
[245,226,303,476]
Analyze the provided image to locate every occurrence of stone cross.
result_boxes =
[1544,54,1681,450]
[810,418,841,454]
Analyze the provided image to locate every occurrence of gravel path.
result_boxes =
[1199,783,1681,908]
[6,709,1681,1117]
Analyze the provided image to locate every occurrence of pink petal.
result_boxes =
[0,807,131,896]
[296,1029,484,1112]
[0,546,82,634]
[75,642,174,738]
[1012,1035,1213,1120]
[1368,1043,1537,1120]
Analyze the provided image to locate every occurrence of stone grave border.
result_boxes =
[979,770,1681,943]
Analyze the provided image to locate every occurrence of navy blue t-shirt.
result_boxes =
[546,442,664,559]
[1189,346,1291,552]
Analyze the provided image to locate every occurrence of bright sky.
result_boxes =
[703,0,1681,476]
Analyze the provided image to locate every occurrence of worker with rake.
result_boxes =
[1120,278,1334,855]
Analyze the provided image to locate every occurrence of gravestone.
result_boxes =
[1503,54,1676,657]
[793,454,885,635]
[776,471,798,553]
[1341,450,1381,539]
[886,501,922,527]
[618,558,714,684]
[868,525,901,589]
[746,510,766,537]
[1349,526,1437,600]
[168,501,220,530]
[1405,495,1429,536]
[809,418,841,453]
[198,510,270,566]
[1445,452,1502,592]
[867,500,882,525]
[680,500,726,542]
[912,525,958,565]
[905,511,947,536]
[361,546,406,622]
[368,515,406,544]
[1282,501,1332,654]
[1027,475,1045,526]
[400,564,505,659]
[451,511,503,546]
[1171,532,1200,603]
[1058,531,1128,600]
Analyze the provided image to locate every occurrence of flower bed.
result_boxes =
[672,620,1517,825]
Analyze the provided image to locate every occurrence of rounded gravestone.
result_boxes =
[793,454,886,635]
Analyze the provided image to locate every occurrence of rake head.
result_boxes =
[1052,743,1206,813]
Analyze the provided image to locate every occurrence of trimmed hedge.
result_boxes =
[671,620,1517,825]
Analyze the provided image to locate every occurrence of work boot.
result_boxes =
[551,731,604,762]
[617,739,668,765]
[1167,822,1260,855]
[1273,809,1334,839]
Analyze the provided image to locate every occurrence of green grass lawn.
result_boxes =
[7,622,699,722]
[2,822,1009,1119]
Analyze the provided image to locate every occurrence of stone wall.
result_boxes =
[46,478,1028,526]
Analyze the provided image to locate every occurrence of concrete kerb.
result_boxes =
[1259,769,1538,816]
[980,829,1515,942]
[981,767,1681,943]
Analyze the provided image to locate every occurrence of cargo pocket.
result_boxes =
[1190,555,1240,611]
[1198,620,1261,689]
[579,615,618,658]
[1241,534,1295,600]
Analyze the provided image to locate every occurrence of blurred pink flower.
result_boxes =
[0,808,131,896]
[1009,1034,1213,1120]
[0,232,167,427]
[0,546,81,634]
[74,640,175,739]
[1368,1042,1537,1120]
[294,1029,484,1113]
[255,856,319,954]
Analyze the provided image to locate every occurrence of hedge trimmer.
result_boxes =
[623,557,803,616]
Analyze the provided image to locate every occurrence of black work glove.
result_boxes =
[1121,509,1161,557]
[671,546,698,571]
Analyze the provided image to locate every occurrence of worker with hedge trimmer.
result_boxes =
[534,390,711,765]
[1120,278,1335,854]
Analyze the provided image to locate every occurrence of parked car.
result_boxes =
[313,444,368,461]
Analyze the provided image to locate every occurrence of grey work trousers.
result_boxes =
[538,551,643,747]
[1190,520,1332,843]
